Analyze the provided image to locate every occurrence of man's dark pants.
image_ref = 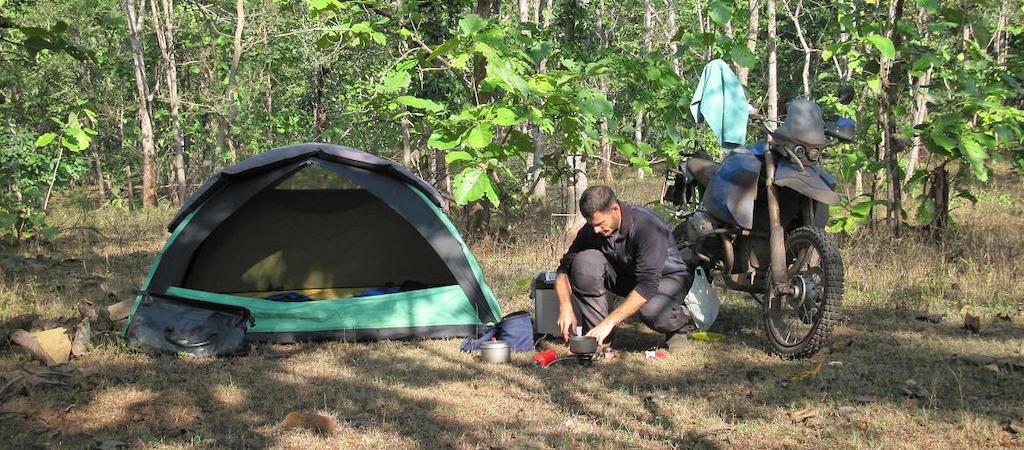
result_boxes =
[569,249,693,337]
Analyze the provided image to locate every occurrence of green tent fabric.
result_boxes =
[690,59,749,148]
[124,143,502,348]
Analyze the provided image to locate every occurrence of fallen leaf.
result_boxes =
[786,362,826,382]
[854,395,877,403]
[279,411,338,434]
[789,407,818,423]
[106,299,134,322]
[964,313,982,333]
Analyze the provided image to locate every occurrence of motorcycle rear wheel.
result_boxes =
[763,226,843,359]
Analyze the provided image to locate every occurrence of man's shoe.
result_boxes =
[663,324,697,354]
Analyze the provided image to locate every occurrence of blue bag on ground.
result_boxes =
[460,311,535,352]
[496,311,535,352]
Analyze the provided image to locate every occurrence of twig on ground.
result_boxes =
[0,374,23,397]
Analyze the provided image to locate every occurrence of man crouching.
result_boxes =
[556,185,695,352]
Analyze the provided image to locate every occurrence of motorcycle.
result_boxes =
[662,91,856,358]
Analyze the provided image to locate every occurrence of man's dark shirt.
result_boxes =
[556,204,688,300]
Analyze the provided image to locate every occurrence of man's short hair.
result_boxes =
[579,185,617,218]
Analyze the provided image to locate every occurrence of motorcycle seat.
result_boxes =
[685,158,719,189]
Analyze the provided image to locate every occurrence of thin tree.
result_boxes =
[148,0,187,204]
[125,0,158,208]
[878,0,906,236]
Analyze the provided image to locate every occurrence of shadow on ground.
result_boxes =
[1,294,1021,448]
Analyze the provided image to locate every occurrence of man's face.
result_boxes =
[588,203,621,237]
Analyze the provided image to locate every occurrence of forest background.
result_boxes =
[2,0,1021,240]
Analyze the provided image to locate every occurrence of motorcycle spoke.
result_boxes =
[787,247,813,278]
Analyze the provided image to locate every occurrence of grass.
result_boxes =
[1,171,1022,449]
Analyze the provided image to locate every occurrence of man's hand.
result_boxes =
[585,320,616,347]
[554,272,576,342]
[557,307,577,343]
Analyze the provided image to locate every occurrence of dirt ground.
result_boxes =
[1,173,1022,449]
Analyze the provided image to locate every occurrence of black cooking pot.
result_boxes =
[568,335,598,354]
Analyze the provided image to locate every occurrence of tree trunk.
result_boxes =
[596,0,612,183]
[636,0,652,179]
[222,0,245,163]
[928,165,949,239]
[91,146,106,202]
[126,166,135,210]
[784,0,811,97]
[400,113,417,172]
[905,4,932,182]
[149,0,187,204]
[125,0,158,208]
[312,64,328,138]
[879,0,906,236]
[736,0,760,85]
[666,0,681,76]
[532,0,548,198]
[766,0,779,123]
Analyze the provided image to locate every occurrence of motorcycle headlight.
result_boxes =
[807,147,820,161]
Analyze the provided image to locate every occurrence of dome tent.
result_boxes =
[124,143,502,354]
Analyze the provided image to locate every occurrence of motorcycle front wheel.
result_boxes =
[763,226,844,359]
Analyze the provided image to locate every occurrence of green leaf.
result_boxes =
[458,14,486,35]
[528,40,553,65]
[955,189,978,205]
[850,199,885,216]
[35,132,56,147]
[709,1,734,25]
[428,130,461,150]
[929,126,957,151]
[476,27,505,50]
[395,95,445,113]
[466,123,494,149]
[40,226,59,241]
[864,35,896,59]
[486,61,530,97]
[378,69,411,94]
[866,77,882,95]
[445,151,474,164]
[492,107,519,126]
[575,89,613,118]
[729,45,756,68]
[507,130,535,154]
[960,134,989,182]
[308,0,340,11]
[453,166,495,205]
[0,210,16,230]
[427,38,459,62]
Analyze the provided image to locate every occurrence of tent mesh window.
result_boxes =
[181,163,457,299]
